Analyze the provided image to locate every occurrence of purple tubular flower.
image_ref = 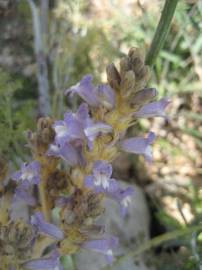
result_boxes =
[84,160,117,191]
[120,132,155,162]
[134,98,170,118]
[31,212,64,240]
[53,105,87,145]
[11,161,40,185]
[65,75,115,108]
[52,103,112,149]
[23,250,63,270]
[82,236,118,264]
[47,142,84,166]
[65,75,99,106]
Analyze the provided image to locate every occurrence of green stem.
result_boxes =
[145,0,179,66]
[102,223,202,270]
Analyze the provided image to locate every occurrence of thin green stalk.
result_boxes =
[145,0,179,66]
[102,223,202,270]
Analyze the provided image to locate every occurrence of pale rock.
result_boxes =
[75,182,155,270]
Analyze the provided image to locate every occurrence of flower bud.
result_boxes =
[120,70,136,98]
[131,88,157,107]
[119,56,131,79]
[106,63,121,91]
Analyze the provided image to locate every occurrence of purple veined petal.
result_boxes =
[53,104,91,146]
[92,160,112,189]
[84,122,112,143]
[13,184,36,206]
[84,175,119,194]
[31,212,64,240]
[53,120,69,145]
[23,250,63,270]
[53,119,78,145]
[82,236,118,264]
[63,112,85,140]
[134,97,170,118]
[11,161,40,185]
[47,142,82,166]
[76,103,90,123]
[84,161,118,192]
[65,75,99,107]
[120,132,155,162]
[96,84,115,109]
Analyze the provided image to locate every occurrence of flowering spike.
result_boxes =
[2,48,169,268]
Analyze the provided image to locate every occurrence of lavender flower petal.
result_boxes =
[84,161,116,191]
[23,250,63,270]
[134,98,170,118]
[31,212,64,240]
[120,132,155,162]
[47,142,83,166]
[65,75,99,107]
[11,161,40,185]
[66,75,115,109]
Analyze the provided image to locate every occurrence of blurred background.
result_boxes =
[0,0,202,269]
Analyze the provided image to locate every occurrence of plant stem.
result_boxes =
[26,0,51,116]
[39,177,50,221]
[145,0,179,66]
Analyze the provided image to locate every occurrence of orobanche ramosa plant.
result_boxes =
[0,48,169,269]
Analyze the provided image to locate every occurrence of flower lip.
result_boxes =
[84,160,114,191]
[65,75,115,109]
[11,161,40,185]
[120,131,155,162]
[47,142,83,166]
[65,74,99,107]
[134,97,170,118]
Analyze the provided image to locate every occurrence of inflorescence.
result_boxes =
[0,48,169,270]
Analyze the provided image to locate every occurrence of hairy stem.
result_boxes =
[145,0,179,66]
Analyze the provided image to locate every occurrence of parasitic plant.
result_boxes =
[0,48,169,269]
